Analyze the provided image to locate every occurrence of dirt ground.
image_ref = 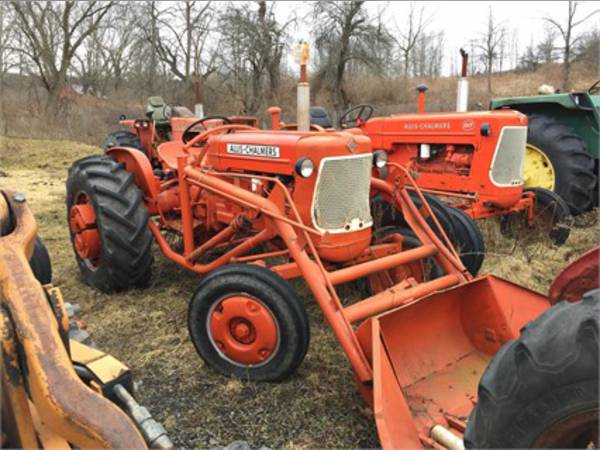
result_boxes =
[1,135,598,448]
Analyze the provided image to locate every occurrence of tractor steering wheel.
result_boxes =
[182,115,233,144]
[588,79,600,95]
[339,104,374,129]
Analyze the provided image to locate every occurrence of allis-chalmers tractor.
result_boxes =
[66,112,598,448]
[334,91,572,248]
[0,190,171,449]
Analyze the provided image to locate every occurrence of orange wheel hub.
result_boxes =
[69,194,101,263]
[209,296,279,366]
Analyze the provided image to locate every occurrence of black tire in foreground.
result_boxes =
[444,205,485,276]
[66,155,153,292]
[188,264,310,381]
[526,114,597,215]
[29,236,52,285]
[103,130,144,153]
[464,290,599,448]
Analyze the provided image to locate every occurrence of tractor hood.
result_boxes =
[362,110,527,148]
[204,130,372,176]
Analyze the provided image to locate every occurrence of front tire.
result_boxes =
[444,205,485,276]
[525,114,596,215]
[66,155,153,292]
[464,290,599,448]
[188,264,309,381]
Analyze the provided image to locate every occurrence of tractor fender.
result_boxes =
[548,246,599,304]
[106,147,159,200]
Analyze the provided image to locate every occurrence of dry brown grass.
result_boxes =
[1,61,597,145]
[0,135,597,448]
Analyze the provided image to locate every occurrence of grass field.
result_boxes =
[1,135,597,448]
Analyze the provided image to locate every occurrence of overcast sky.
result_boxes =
[275,1,600,76]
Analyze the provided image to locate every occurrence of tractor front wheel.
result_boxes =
[444,205,485,276]
[188,264,309,381]
[66,155,153,292]
[464,290,599,448]
[525,114,596,214]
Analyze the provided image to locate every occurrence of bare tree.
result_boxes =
[72,18,113,96]
[394,2,431,77]
[475,7,506,94]
[9,1,115,110]
[537,26,558,64]
[312,1,392,113]
[219,1,293,113]
[142,1,217,104]
[544,0,600,91]
[574,26,600,76]
[100,4,138,93]
[0,2,17,81]
[412,31,444,78]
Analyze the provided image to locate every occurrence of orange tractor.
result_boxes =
[325,91,572,247]
[67,112,598,447]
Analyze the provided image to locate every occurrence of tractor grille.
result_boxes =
[312,154,373,233]
[490,126,527,186]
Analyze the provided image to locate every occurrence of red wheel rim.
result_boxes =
[208,295,279,367]
[69,193,101,266]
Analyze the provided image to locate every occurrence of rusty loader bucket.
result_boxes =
[355,275,550,448]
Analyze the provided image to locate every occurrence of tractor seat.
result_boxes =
[146,96,172,126]
[310,106,333,128]
[156,141,195,170]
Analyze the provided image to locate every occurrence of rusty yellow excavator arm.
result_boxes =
[0,191,169,449]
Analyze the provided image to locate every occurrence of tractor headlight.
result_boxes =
[373,150,388,168]
[295,158,315,178]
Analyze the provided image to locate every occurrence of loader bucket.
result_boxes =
[356,275,550,449]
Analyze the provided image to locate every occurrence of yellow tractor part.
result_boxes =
[524,144,556,191]
[0,190,171,449]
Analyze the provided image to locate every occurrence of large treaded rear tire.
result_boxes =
[527,114,597,215]
[66,155,153,292]
[464,290,599,448]
[103,130,144,153]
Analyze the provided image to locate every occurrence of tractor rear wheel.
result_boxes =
[464,290,599,448]
[103,131,144,153]
[525,114,596,215]
[66,155,153,292]
[188,264,310,381]
[444,205,485,276]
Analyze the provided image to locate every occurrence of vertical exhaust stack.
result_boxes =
[456,49,469,112]
[296,42,310,132]
[416,84,428,113]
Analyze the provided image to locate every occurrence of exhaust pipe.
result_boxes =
[456,49,469,112]
[296,42,310,131]
[416,84,428,113]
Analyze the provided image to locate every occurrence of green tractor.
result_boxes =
[491,81,599,214]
